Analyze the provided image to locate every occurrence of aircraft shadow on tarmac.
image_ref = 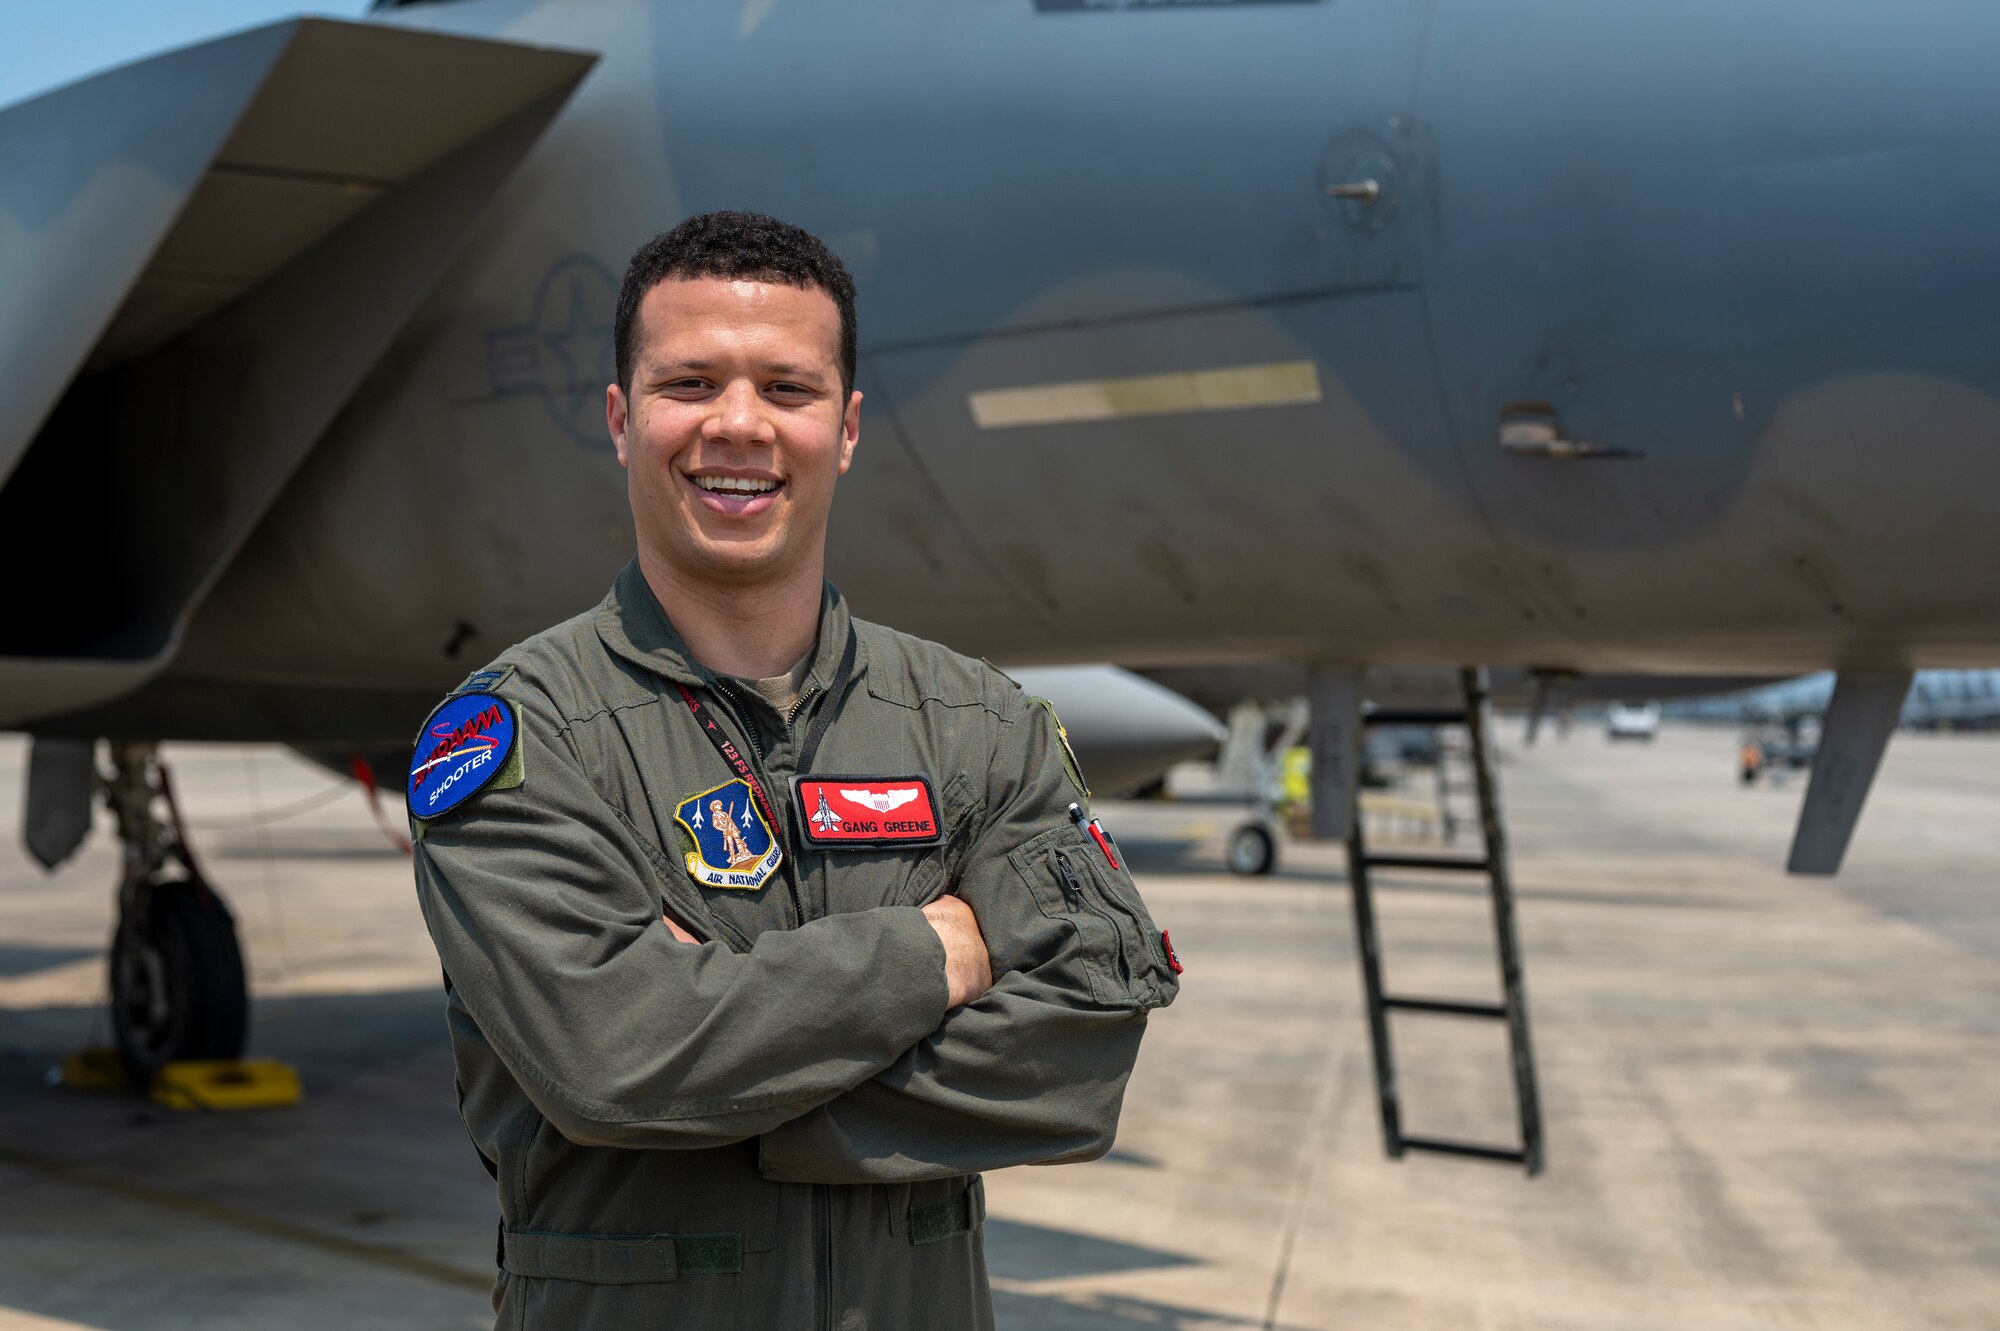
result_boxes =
[207,840,407,862]
[0,986,1290,1331]
[986,1219,1301,1331]
[1114,826,1732,911]
[0,988,452,1094]
[992,1287,1312,1331]
[1345,874,1731,913]
[0,944,98,978]
[985,1216,1195,1282]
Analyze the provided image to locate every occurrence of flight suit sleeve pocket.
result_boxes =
[1006,826,1169,1010]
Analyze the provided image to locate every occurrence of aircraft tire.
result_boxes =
[1227,822,1277,876]
[110,880,249,1082]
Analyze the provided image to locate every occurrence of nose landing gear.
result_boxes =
[1226,820,1278,876]
[102,743,248,1081]
[1218,697,1304,877]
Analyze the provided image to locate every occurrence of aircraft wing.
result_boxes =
[0,19,595,727]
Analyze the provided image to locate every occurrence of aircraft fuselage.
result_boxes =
[29,0,2000,742]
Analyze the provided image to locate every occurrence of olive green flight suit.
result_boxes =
[411,561,1179,1329]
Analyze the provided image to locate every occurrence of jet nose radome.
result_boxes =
[1007,666,1227,798]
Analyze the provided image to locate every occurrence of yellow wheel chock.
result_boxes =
[57,1047,302,1110]
[148,1059,302,1110]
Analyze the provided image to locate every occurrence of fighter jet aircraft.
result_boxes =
[1675,669,2000,732]
[6,0,1998,1072]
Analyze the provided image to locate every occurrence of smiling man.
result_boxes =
[408,212,1179,1329]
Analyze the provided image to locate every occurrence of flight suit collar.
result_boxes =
[593,558,864,693]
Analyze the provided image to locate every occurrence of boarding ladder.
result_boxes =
[1347,666,1544,1175]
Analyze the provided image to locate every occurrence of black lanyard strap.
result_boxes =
[673,626,856,835]
[675,682,783,836]
[797,628,857,776]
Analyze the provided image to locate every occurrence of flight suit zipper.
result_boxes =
[1054,844,1152,999]
[715,667,843,1328]
[1052,848,1086,911]
[713,678,837,1326]
[708,680,810,929]
[786,682,819,729]
[777,676,835,1331]
[813,1182,832,1330]
[785,682,831,922]
[746,676,830,919]
[709,679,768,765]
[711,677,819,758]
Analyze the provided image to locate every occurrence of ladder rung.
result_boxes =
[1363,708,1469,727]
[1348,668,1543,1179]
[1400,1137,1527,1165]
[1383,996,1507,1019]
[1363,852,1491,873]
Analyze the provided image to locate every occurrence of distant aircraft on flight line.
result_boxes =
[1672,670,2000,730]
[5,0,1996,1070]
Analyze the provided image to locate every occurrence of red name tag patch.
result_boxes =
[793,775,945,849]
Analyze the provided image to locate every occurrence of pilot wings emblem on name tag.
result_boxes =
[674,779,781,889]
[840,787,921,814]
[793,775,945,850]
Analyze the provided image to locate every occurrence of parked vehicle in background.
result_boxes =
[1606,701,1662,742]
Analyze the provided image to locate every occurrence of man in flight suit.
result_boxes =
[409,211,1179,1328]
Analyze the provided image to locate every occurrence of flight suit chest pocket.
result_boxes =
[1008,825,1173,1010]
[817,772,978,912]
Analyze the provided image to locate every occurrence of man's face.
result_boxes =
[608,276,859,589]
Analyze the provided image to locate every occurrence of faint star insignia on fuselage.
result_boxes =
[485,254,617,450]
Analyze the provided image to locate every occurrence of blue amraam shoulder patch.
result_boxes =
[408,692,517,820]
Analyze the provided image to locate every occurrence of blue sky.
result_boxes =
[0,2,372,106]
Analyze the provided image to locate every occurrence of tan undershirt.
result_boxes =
[727,652,814,730]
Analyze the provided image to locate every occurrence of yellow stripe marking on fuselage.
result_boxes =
[968,359,1321,429]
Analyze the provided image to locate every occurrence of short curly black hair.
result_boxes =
[613,211,857,396]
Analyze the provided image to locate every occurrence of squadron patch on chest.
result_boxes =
[793,776,945,850]
[408,692,518,820]
[675,779,783,889]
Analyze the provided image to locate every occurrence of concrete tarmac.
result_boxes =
[0,724,1995,1329]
